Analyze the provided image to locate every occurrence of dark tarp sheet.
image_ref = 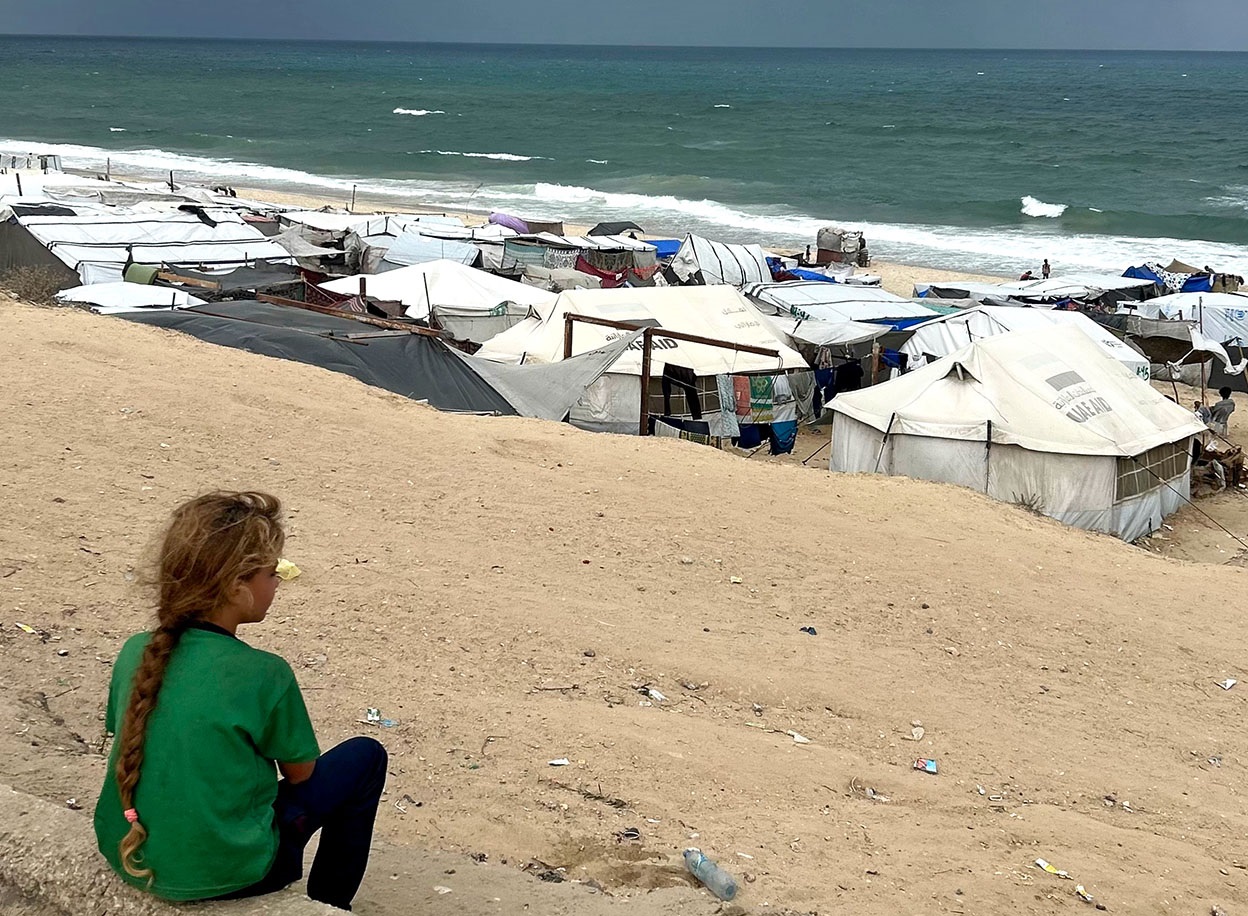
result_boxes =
[118,300,518,415]
[588,221,644,237]
[160,261,303,292]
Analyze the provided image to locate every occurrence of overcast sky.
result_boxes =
[4,0,1247,51]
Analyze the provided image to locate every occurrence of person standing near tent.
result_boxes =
[1210,387,1237,437]
[94,491,387,911]
[1042,259,1051,279]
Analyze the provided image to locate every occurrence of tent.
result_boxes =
[476,286,808,434]
[1126,292,1248,345]
[1123,263,1213,294]
[899,305,1150,380]
[118,299,633,420]
[589,221,644,237]
[746,280,938,328]
[915,274,1159,306]
[669,234,770,287]
[828,326,1205,541]
[0,204,293,285]
[319,259,556,342]
[54,282,206,313]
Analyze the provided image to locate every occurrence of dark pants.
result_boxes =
[215,736,388,911]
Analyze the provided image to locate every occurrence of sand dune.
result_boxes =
[2,295,1246,915]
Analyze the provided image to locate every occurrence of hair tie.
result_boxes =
[123,808,139,824]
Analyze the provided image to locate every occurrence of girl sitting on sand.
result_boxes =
[94,491,386,911]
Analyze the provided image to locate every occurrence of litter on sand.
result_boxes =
[548,758,571,766]
[275,558,301,581]
[913,758,938,774]
[1217,678,1237,690]
[1035,858,1071,879]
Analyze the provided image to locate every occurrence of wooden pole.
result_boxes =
[350,184,357,213]
[14,173,21,196]
[563,313,575,360]
[105,157,111,181]
[168,170,175,191]
[639,328,654,436]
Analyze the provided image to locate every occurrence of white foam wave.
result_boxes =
[419,149,549,162]
[109,127,127,132]
[586,159,609,164]
[1021,195,1068,218]
[713,104,732,108]
[393,108,445,116]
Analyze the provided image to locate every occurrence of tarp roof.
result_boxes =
[118,300,518,415]
[830,326,1205,457]
[11,206,293,279]
[761,314,888,349]
[54,282,206,312]
[476,285,808,376]
[382,231,479,268]
[319,259,555,321]
[900,305,1149,377]
[917,274,1158,303]
[746,280,938,323]
[1131,291,1248,346]
[670,234,770,286]
[589,221,643,236]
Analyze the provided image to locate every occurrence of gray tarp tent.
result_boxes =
[117,300,634,419]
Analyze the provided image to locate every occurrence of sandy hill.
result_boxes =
[2,296,1246,916]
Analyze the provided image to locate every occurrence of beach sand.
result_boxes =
[3,293,1248,916]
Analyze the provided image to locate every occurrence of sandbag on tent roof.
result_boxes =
[746,280,938,327]
[829,325,1205,541]
[0,205,293,285]
[319,259,556,340]
[900,305,1150,380]
[669,234,770,286]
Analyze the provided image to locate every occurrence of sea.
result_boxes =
[2,36,1247,276]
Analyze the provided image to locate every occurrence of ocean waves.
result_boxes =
[1021,195,1069,218]
[418,149,550,162]
[393,108,445,116]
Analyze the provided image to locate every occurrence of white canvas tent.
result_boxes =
[669,234,770,286]
[0,205,293,285]
[746,280,938,324]
[828,326,1205,541]
[319,259,555,341]
[900,305,1150,380]
[476,286,807,433]
[915,274,1158,305]
[1127,292,1248,345]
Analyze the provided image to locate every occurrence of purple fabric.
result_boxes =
[489,212,530,233]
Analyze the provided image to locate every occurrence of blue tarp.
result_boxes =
[788,268,838,284]
[649,239,681,259]
[865,316,933,330]
[1123,264,1211,293]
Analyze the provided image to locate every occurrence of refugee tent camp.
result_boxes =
[475,286,808,434]
[828,326,1205,541]
[899,305,1151,380]
[319,259,556,341]
[746,280,939,327]
[0,203,293,285]
[669,234,771,286]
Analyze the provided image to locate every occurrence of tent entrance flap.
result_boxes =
[562,312,781,436]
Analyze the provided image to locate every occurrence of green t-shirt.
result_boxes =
[94,627,320,900]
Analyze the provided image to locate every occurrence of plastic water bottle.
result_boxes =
[683,848,738,901]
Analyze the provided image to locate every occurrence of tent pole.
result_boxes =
[985,419,992,492]
[350,184,357,213]
[168,170,175,191]
[872,412,897,473]
[639,328,654,436]
[563,314,575,360]
[14,173,21,196]
[1199,296,1206,403]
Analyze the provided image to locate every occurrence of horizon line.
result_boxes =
[1,33,1246,53]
